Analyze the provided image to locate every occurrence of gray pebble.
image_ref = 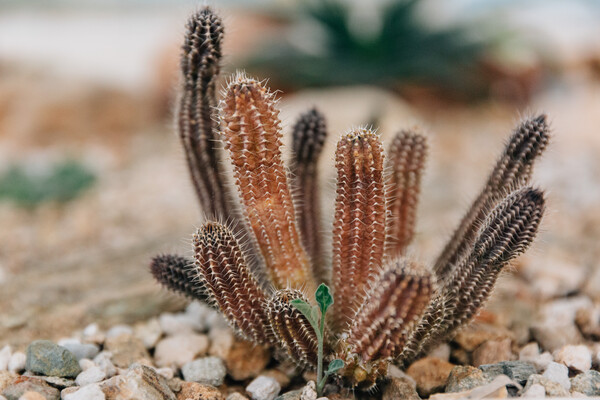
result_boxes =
[181,356,226,386]
[479,361,536,386]
[570,370,600,396]
[26,340,82,378]
[246,376,281,400]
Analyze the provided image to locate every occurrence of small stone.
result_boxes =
[300,381,316,400]
[75,366,105,386]
[105,325,133,339]
[571,370,600,396]
[185,302,213,330]
[518,342,554,372]
[209,329,234,359]
[27,375,75,389]
[92,352,116,378]
[181,357,226,387]
[99,363,176,400]
[274,390,301,400]
[155,334,209,369]
[383,377,420,400]
[78,359,95,371]
[405,357,454,397]
[427,343,451,362]
[82,324,105,345]
[226,393,249,400]
[429,375,513,399]
[261,370,290,390]
[57,339,99,361]
[522,383,545,398]
[479,361,536,386]
[176,381,224,400]
[554,344,592,372]
[1,377,60,400]
[25,341,82,379]
[7,353,25,373]
[531,322,583,352]
[246,376,281,400]
[446,366,489,392]
[159,313,202,336]
[133,318,162,349]
[18,392,45,400]
[225,341,271,381]
[523,374,569,397]
[472,338,513,367]
[63,384,105,400]
[453,323,513,352]
[0,347,11,371]
[0,371,16,392]
[542,362,570,390]
[103,334,151,369]
[155,367,175,380]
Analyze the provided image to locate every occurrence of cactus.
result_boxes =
[151,6,549,391]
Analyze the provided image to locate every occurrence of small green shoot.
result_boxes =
[291,283,344,396]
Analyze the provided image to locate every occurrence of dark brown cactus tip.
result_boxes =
[181,7,223,82]
[193,221,271,344]
[290,107,328,281]
[266,289,319,369]
[150,253,209,304]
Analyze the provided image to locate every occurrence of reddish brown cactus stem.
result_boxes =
[178,8,232,218]
[344,260,432,361]
[434,115,549,282]
[331,128,387,333]
[220,74,315,292]
[193,222,271,344]
[290,108,328,283]
[386,130,428,257]
[266,289,319,369]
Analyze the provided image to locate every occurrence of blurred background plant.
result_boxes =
[0,160,95,208]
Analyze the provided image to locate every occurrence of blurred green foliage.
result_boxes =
[246,0,492,96]
[0,160,96,207]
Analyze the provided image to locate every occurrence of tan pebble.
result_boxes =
[261,369,291,389]
[104,334,151,369]
[226,393,249,400]
[472,338,513,367]
[225,340,270,381]
[177,381,224,400]
[383,376,420,400]
[406,357,455,397]
[453,323,513,352]
[17,391,45,400]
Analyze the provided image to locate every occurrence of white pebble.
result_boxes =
[79,359,96,371]
[154,333,209,368]
[58,338,100,360]
[106,325,133,339]
[0,345,11,371]
[93,351,117,378]
[519,342,553,371]
[63,383,106,400]
[159,312,202,336]
[522,383,546,398]
[155,367,174,380]
[182,356,226,386]
[246,376,281,400]
[8,351,25,373]
[133,318,162,349]
[554,345,592,372]
[82,323,105,344]
[542,362,571,390]
[76,365,106,386]
[300,381,317,400]
[209,328,234,359]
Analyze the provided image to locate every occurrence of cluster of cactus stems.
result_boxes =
[150,7,549,392]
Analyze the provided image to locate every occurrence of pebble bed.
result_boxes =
[0,278,600,400]
[2,289,600,400]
